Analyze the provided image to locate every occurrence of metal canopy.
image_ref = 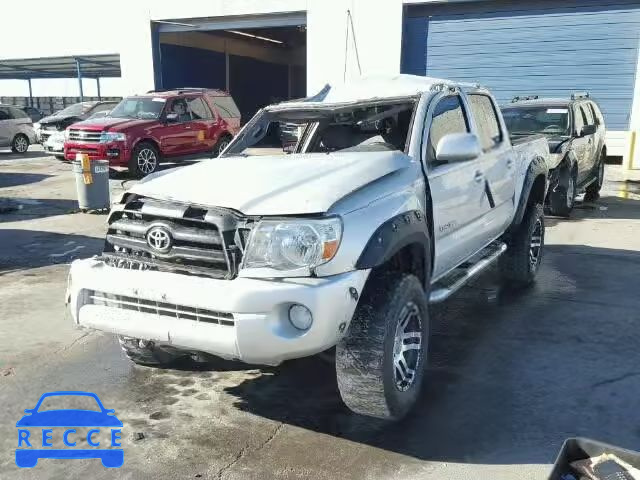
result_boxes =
[0,54,120,80]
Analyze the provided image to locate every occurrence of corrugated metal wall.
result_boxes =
[402,0,640,130]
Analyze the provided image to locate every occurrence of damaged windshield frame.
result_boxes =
[222,96,419,157]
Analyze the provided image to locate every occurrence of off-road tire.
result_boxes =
[548,169,576,217]
[499,203,544,288]
[336,273,429,420]
[212,134,232,158]
[129,142,160,178]
[585,156,605,201]
[11,134,29,153]
[118,336,187,367]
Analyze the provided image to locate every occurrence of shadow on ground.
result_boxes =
[0,198,84,223]
[0,172,51,188]
[223,243,640,465]
[546,194,640,226]
[0,150,51,161]
[0,229,102,271]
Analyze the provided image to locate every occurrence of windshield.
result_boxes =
[109,97,166,120]
[502,106,570,135]
[56,102,95,117]
[224,101,416,157]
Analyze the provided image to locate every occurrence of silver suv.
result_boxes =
[0,104,36,153]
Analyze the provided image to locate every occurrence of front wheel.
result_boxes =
[500,203,545,288]
[129,142,159,178]
[212,135,232,158]
[336,274,429,420]
[11,134,29,153]
[548,170,576,217]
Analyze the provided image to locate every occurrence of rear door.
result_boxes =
[425,94,489,279]
[0,107,13,146]
[467,93,515,238]
[572,104,590,184]
[209,95,241,135]
[185,96,216,153]
[159,97,197,157]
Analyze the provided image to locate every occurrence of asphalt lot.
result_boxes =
[1,145,640,479]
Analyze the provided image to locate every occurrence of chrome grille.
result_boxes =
[104,196,245,279]
[87,290,234,326]
[68,129,102,142]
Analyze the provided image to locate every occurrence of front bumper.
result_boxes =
[68,258,370,365]
[64,141,130,166]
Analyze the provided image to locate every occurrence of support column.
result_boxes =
[76,59,84,101]
[27,78,33,106]
[96,77,101,100]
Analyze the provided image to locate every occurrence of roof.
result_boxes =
[0,54,120,80]
[144,88,229,98]
[269,75,481,110]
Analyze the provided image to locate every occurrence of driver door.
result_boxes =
[572,104,591,184]
[425,94,489,280]
[157,98,196,157]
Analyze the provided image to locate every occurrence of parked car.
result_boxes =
[0,104,36,153]
[22,106,45,122]
[501,93,606,216]
[36,100,118,145]
[63,88,241,177]
[67,75,549,421]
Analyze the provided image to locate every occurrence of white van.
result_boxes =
[0,104,36,153]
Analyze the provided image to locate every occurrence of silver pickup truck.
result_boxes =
[67,75,549,420]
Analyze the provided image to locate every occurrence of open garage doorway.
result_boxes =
[153,14,306,124]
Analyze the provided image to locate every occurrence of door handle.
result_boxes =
[474,171,484,183]
[185,125,192,130]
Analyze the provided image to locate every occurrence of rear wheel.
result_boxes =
[336,274,429,420]
[212,135,232,158]
[11,134,29,153]
[118,336,188,367]
[500,203,544,288]
[585,156,605,201]
[129,142,159,178]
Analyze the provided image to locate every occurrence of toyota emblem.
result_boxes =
[146,226,172,253]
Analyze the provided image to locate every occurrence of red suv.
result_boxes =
[64,88,240,177]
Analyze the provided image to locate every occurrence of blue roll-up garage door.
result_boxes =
[402,0,640,130]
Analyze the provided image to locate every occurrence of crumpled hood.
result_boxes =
[39,113,78,126]
[546,136,572,154]
[130,151,412,215]
[70,117,154,131]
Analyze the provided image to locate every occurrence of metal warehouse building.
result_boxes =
[2,0,640,167]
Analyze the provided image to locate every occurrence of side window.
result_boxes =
[427,95,470,165]
[581,105,594,125]
[188,97,213,120]
[468,94,502,151]
[210,95,241,119]
[0,107,10,121]
[168,98,191,122]
[92,103,113,114]
[589,103,601,126]
[9,107,28,119]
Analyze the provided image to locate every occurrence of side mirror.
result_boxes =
[580,124,596,136]
[435,133,482,163]
[165,113,178,123]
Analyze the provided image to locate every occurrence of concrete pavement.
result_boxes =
[1,149,640,479]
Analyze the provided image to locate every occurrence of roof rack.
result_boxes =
[146,87,224,94]
[571,91,590,100]
[512,95,539,103]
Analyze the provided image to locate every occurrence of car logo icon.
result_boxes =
[146,225,172,253]
[16,391,123,468]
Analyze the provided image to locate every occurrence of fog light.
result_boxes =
[288,304,313,331]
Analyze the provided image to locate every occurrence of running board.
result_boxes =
[429,241,507,304]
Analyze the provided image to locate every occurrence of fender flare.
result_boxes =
[355,210,431,273]
[511,156,548,229]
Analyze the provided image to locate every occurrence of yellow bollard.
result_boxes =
[76,153,93,185]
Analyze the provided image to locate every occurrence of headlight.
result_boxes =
[99,132,126,143]
[242,217,342,274]
[64,129,70,140]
